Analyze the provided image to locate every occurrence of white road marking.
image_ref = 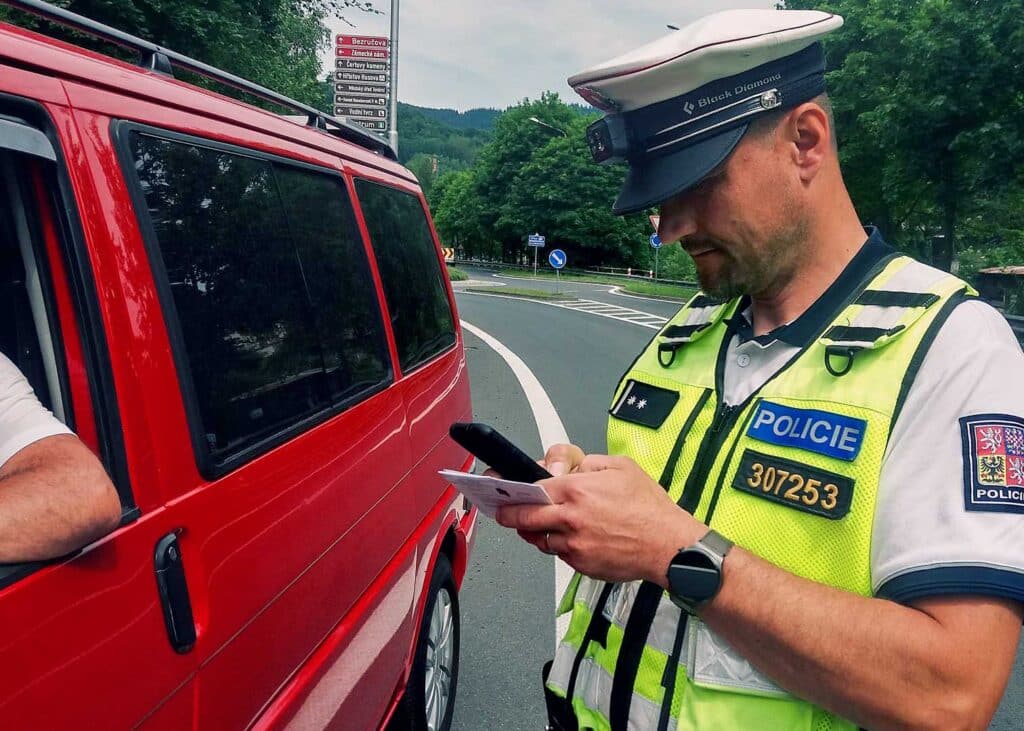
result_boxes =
[459,320,577,645]
[460,290,668,330]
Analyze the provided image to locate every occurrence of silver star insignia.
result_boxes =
[637,399,647,409]
[627,396,636,406]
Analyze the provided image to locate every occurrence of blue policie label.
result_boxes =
[747,402,867,462]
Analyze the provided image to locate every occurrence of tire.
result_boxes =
[393,554,461,731]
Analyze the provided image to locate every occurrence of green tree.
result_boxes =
[431,170,494,260]
[3,0,380,108]
[472,92,580,264]
[504,114,649,268]
[783,0,1024,272]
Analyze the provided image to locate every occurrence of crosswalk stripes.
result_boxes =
[556,298,669,329]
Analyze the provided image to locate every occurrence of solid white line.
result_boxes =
[459,320,576,645]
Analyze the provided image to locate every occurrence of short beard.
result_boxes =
[699,220,808,301]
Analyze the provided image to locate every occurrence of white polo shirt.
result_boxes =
[722,235,1024,604]
[0,352,71,467]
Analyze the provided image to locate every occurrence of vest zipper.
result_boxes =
[679,402,740,514]
[701,401,761,524]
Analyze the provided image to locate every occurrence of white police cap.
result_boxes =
[569,9,843,215]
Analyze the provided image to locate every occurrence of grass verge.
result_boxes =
[620,281,695,300]
[464,287,572,300]
[446,266,469,281]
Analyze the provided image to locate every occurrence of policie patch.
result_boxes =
[609,380,679,429]
[732,449,854,519]
[746,401,866,462]
[960,414,1024,514]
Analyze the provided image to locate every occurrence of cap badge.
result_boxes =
[759,90,781,110]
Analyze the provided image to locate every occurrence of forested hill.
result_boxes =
[396,103,493,167]
[413,106,501,130]
[396,101,595,168]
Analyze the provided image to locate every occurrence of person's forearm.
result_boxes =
[693,547,987,730]
[0,436,121,562]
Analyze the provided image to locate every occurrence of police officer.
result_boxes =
[495,8,1024,730]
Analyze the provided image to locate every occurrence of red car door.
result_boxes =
[0,64,199,728]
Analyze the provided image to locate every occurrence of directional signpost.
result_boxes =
[650,233,662,281]
[336,58,390,72]
[528,232,545,277]
[334,34,392,136]
[549,248,566,292]
[335,94,387,106]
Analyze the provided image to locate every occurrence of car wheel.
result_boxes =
[395,554,461,731]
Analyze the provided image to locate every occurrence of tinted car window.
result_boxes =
[355,180,456,372]
[129,133,388,464]
[275,166,389,402]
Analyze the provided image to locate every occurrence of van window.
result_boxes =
[0,152,64,420]
[127,132,389,467]
[354,180,456,372]
[274,166,389,402]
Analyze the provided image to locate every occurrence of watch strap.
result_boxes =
[699,529,733,559]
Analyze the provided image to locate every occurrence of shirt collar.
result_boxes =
[730,227,896,347]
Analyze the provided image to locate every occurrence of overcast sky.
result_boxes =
[323,0,778,111]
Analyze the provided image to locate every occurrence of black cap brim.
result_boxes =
[612,124,747,216]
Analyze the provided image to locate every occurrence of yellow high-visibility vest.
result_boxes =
[547,255,974,731]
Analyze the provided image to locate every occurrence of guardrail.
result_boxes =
[450,259,696,288]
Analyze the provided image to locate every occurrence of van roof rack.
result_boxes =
[1,0,397,160]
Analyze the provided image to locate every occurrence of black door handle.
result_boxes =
[154,532,196,654]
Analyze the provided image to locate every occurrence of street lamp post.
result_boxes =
[528,116,567,137]
[389,0,400,154]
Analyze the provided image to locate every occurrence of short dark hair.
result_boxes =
[746,93,837,151]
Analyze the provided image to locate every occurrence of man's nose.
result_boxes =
[657,196,699,244]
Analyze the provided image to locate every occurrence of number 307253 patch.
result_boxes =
[960,414,1024,514]
[731,449,854,519]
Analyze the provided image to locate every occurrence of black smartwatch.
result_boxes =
[666,529,734,614]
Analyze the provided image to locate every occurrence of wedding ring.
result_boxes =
[543,531,557,555]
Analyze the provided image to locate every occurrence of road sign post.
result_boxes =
[548,248,566,293]
[334,29,397,148]
[528,233,546,277]
[650,233,662,281]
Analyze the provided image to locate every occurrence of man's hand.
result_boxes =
[495,450,707,584]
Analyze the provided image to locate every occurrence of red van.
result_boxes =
[0,2,477,729]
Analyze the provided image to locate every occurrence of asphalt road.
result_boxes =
[448,276,1024,730]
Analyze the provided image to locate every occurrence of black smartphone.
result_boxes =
[449,422,552,483]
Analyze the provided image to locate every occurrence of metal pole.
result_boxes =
[388,0,400,154]
[655,247,659,281]
[533,246,538,277]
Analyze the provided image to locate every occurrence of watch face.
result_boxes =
[668,552,721,603]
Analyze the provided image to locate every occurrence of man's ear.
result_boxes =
[783,102,830,184]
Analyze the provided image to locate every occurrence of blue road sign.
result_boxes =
[548,249,567,269]
[528,233,546,247]
[650,233,662,249]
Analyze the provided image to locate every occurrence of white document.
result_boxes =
[438,469,552,519]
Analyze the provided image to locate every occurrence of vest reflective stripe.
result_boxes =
[822,259,967,351]
[549,645,678,731]
[684,618,788,697]
[548,256,973,731]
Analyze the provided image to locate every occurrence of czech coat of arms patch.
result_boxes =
[960,414,1024,513]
